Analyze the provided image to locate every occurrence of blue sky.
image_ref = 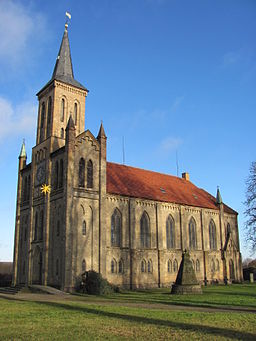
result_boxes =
[0,0,255,261]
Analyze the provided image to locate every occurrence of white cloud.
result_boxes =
[160,136,183,153]
[0,96,37,141]
[0,1,47,66]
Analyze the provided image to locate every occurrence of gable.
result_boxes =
[76,130,99,151]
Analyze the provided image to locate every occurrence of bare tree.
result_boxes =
[244,161,256,254]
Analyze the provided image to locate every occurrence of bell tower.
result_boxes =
[35,22,88,151]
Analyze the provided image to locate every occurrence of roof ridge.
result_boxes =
[107,161,184,181]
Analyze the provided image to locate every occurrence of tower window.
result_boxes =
[61,99,65,122]
[87,160,93,188]
[79,158,85,187]
[47,97,52,137]
[74,103,78,125]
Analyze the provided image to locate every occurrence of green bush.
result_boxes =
[84,270,119,295]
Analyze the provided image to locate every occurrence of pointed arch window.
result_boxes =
[118,259,124,274]
[173,259,178,272]
[34,212,38,240]
[87,160,93,188]
[82,221,86,235]
[47,97,52,137]
[54,161,59,190]
[148,260,153,273]
[196,259,200,272]
[79,158,85,187]
[167,260,172,273]
[82,259,86,272]
[189,217,197,249]
[209,220,217,250]
[111,209,121,247]
[166,215,175,249]
[191,259,195,270]
[74,103,78,125]
[39,210,44,240]
[111,259,117,273]
[61,99,65,122]
[40,102,45,143]
[140,212,150,248]
[61,128,64,139]
[141,259,146,273]
[226,223,231,237]
[59,159,63,188]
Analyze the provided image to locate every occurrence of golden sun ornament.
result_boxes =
[41,184,51,195]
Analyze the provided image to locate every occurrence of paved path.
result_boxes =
[1,292,255,314]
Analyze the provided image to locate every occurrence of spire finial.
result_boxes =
[65,11,71,31]
[216,186,223,205]
[19,139,26,158]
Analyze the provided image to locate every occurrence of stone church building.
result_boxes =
[13,24,243,291]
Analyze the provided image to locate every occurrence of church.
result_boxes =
[13,23,243,291]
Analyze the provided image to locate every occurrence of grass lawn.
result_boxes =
[0,284,255,340]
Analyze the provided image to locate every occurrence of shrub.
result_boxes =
[83,270,118,295]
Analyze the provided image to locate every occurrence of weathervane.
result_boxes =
[65,11,71,30]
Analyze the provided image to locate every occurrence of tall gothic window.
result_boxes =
[59,159,63,188]
[209,220,217,250]
[79,158,85,187]
[61,99,65,122]
[189,217,197,249]
[140,211,150,248]
[87,160,93,188]
[173,259,178,272]
[141,259,146,273]
[47,97,52,137]
[74,103,78,125]
[40,102,45,142]
[111,259,117,273]
[166,215,175,249]
[54,161,59,190]
[24,176,28,202]
[167,260,172,273]
[82,221,86,235]
[148,260,152,273]
[34,212,38,240]
[226,223,231,237]
[39,210,44,240]
[111,209,121,247]
[61,128,64,139]
[118,260,123,274]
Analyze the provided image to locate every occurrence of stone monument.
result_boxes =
[171,250,202,294]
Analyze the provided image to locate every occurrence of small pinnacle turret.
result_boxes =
[19,140,26,158]
[216,186,222,205]
[97,122,106,139]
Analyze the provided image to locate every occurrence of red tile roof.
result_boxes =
[106,162,237,215]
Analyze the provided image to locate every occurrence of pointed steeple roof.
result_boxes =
[216,186,222,205]
[37,24,87,95]
[19,140,26,158]
[97,122,106,139]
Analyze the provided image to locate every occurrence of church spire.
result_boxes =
[37,22,87,94]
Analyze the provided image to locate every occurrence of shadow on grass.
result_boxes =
[1,296,255,340]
